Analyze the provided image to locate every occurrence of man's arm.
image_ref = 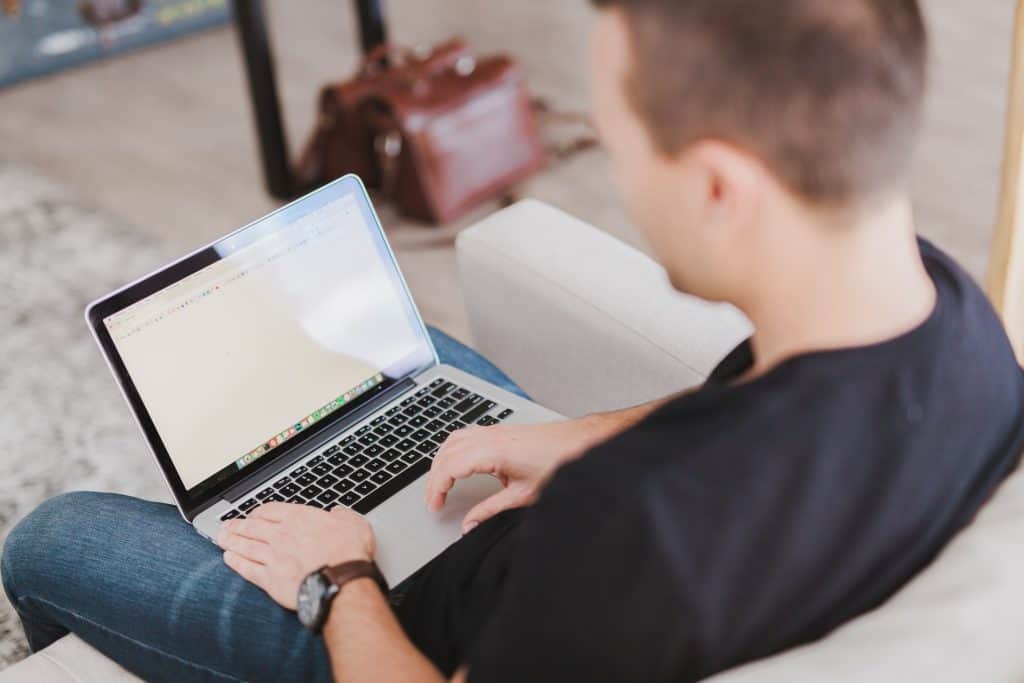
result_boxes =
[425,395,675,532]
[322,578,457,683]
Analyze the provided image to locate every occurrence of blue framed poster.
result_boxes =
[0,0,232,88]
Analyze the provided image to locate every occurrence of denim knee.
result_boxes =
[2,491,105,604]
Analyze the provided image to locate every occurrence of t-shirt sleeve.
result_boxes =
[465,468,690,683]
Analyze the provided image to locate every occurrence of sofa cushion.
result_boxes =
[0,634,140,683]
[707,460,1024,682]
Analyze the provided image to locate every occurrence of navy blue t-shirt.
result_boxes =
[399,240,1024,682]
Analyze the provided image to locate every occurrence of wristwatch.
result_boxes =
[297,560,389,633]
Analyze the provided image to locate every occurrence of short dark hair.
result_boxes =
[592,0,928,206]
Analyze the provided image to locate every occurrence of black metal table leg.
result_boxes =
[232,0,388,200]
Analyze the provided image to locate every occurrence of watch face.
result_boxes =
[297,571,330,630]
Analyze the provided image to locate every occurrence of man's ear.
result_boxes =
[683,140,766,234]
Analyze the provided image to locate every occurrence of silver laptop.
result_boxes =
[86,174,562,585]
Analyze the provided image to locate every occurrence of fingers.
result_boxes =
[228,518,279,544]
[249,502,296,522]
[223,550,269,587]
[426,429,498,512]
[462,486,527,534]
[218,532,273,565]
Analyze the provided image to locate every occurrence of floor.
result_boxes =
[0,0,1016,341]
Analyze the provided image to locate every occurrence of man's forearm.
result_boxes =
[578,396,673,451]
[323,578,449,683]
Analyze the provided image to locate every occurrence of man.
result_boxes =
[4,0,1023,681]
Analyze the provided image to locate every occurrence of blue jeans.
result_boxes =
[1,328,525,683]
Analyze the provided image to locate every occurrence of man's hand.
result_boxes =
[217,503,375,610]
[425,417,610,533]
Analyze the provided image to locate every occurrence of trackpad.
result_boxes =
[366,472,503,585]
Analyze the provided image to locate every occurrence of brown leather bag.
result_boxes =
[296,40,546,224]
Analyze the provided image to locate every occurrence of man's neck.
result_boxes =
[738,197,937,379]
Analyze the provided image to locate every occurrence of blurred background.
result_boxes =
[0,0,1016,667]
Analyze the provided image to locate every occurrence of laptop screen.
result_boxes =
[97,177,434,503]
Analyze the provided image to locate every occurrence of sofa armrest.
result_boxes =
[456,199,752,417]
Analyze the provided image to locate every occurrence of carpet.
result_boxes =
[0,162,174,668]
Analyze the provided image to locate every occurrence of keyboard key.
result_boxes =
[340,492,360,506]
[349,454,369,467]
[325,503,339,512]
[430,378,445,387]
[417,396,436,407]
[365,444,384,457]
[365,458,386,472]
[411,429,431,441]
[452,388,469,400]
[333,463,354,478]
[370,470,392,485]
[341,435,356,445]
[379,435,398,447]
[416,441,437,454]
[454,394,483,413]
[296,473,316,487]
[316,489,339,504]
[498,409,515,420]
[388,414,408,427]
[403,405,422,417]
[343,444,362,456]
[394,425,412,437]
[374,423,393,435]
[450,421,467,430]
[292,465,308,476]
[300,484,323,499]
[432,381,456,397]
[401,396,417,406]
[323,445,340,456]
[318,473,339,488]
[308,455,324,466]
[239,498,259,512]
[440,410,460,422]
[306,498,325,509]
[386,405,402,416]
[358,434,378,447]
[267,493,285,503]
[432,432,451,446]
[220,509,240,521]
[396,439,417,451]
[350,469,371,483]
[477,416,498,426]
[256,487,275,500]
[438,397,456,409]
[415,387,431,397]
[424,407,442,418]
[356,425,372,436]
[273,476,292,489]
[386,460,408,474]
[381,448,401,462]
[327,453,346,466]
[286,496,303,504]
[355,481,377,495]
[409,416,428,427]
[462,401,495,424]
[426,420,445,432]
[401,451,422,464]
[333,479,355,493]
[279,483,300,497]
[312,463,332,476]
[371,415,386,426]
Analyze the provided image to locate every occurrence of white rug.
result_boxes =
[0,163,174,668]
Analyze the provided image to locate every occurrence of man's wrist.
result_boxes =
[324,576,387,630]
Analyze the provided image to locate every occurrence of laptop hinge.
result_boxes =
[214,377,417,507]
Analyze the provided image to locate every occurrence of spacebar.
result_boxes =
[461,402,492,424]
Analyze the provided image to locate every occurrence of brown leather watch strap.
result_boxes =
[322,560,389,597]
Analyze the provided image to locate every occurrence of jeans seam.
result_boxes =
[21,595,247,683]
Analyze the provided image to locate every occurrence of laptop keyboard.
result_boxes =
[218,378,515,522]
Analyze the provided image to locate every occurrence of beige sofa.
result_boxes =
[3,200,1023,681]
